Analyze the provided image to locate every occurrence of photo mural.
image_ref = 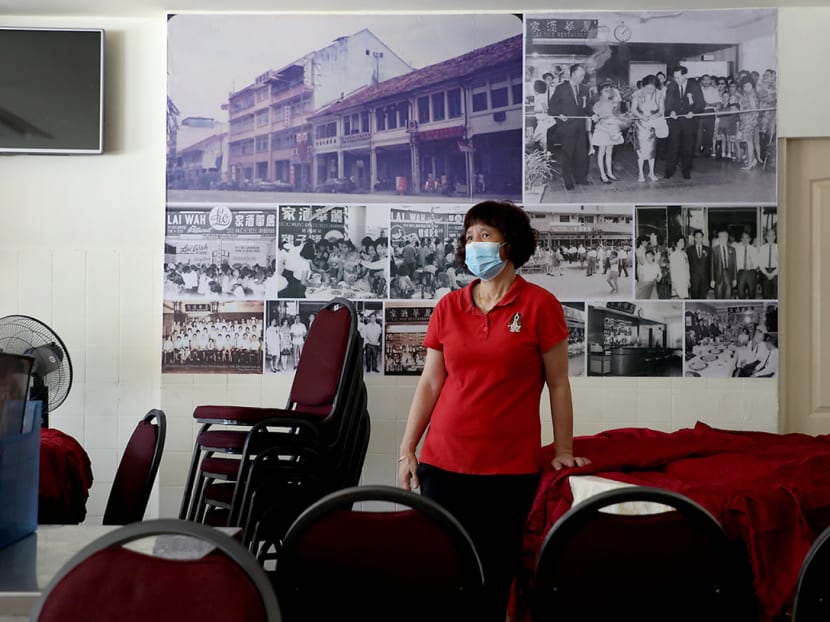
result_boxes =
[165,9,778,378]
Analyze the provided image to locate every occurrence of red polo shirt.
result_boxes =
[420,276,569,475]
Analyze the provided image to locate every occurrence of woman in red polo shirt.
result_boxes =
[398,200,589,621]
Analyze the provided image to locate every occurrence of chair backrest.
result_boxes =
[792,525,830,621]
[30,518,281,622]
[102,409,166,525]
[533,486,754,622]
[275,485,484,622]
[287,297,360,419]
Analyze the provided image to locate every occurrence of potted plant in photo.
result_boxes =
[524,146,554,203]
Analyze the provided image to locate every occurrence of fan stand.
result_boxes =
[30,373,50,429]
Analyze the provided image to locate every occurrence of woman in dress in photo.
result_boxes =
[606,250,620,294]
[630,75,665,183]
[669,237,691,299]
[590,82,625,184]
[737,77,761,170]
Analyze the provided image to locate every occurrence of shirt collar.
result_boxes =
[462,275,527,314]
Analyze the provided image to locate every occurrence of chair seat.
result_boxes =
[195,405,328,425]
[204,482,235,507]
[200,456,241,479]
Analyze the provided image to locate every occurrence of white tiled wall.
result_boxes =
[158,372,778,518]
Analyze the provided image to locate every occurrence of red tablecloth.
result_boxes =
[512,423,830,622]
[39,428,93,524]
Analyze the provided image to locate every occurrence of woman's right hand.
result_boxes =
[398,453,419,490]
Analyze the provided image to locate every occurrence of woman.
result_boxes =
[289,315,307,368]
[278,317,292,372]
[669,237,691,299]
[630,75,665,182]
[265,317,279,373]
[591,82,625,183]
[757,69,777,161]
[398,200,589,622]
[737,77,761,170]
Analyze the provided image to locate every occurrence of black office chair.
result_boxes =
[792,524,830,621]
[30,518,281,622]
[102,409,166,525]
[533,486,755,622]
[273,485,484,622]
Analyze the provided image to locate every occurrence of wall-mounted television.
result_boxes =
[0,28,104,155]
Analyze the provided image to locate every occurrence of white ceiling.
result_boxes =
[0,0,820,18]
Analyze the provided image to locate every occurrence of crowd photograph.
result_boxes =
[277,204,389,300]
[587,301,684,377]
[264,300,383,374]
[161,300,265,374]
[388,205,471,300]
[635,205,777,300]
[524,9,777,204]
[520,205,634,299]
[684,301,778,378]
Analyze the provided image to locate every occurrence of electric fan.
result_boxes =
[0,315,73,428]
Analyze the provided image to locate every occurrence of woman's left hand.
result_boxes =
[552,454,591,471]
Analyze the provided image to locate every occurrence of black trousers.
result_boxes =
[736,269,757,299]
[550,124,589,187]
[665,118,699,178]
[761,273,778,299]
[417,463,540,622]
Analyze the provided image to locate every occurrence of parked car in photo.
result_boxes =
[251,178,294,192]
[315,177,354,193]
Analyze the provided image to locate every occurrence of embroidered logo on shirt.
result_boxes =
[508,312,522,333]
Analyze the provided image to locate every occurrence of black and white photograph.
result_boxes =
[587,301,683,377]
[383,301,435,376]
[162,300,264,374]
[685,301,778,378]
[635,205,777,300]
[167,14,523,204]
[389,205,471,300]
[264,300,382,374]
[524,9,777,204]
[164,204,277,300]
[562,302,586,376]
[522,205,634,299]
[277,204,389,300]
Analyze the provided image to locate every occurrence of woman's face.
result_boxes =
[742,81,754,94]
[729,83,738,94]
[644,83,656,96]
[676,238,686,250]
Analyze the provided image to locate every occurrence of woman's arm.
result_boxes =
[542,339,591,470]
[398,347,447,489]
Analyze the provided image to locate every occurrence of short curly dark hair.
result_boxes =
[456,200,537,269]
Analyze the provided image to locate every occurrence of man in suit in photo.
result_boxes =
[686,229,711,299]
[548,63,591,190]
[710,228,737,299]
[664,65,706,179]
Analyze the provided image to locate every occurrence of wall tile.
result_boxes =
[158,449,192,488]
[84,249,120,383]
[367,419,397,454]
[361,452,396,487]
[84,415,118,451]
[0,249,19,316]
[86,448,117,485]
[84,381,119,418]
[160,485,185,519]
[17,248,53,324]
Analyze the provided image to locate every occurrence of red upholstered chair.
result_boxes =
[179,298,367,533]
[102,409,166,525]
[532,486,755,622]
[792,524,830,621]
[29,518,281,622]
[274,485,484,622]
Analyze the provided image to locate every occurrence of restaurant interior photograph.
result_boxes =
[1,0,830,621]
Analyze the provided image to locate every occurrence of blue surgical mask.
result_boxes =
[465,242,506,280]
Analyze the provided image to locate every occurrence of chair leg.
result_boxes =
[179,424,212,520]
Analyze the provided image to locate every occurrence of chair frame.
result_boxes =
[534,486,750,621]
[792,524,830,621]
[275,485,484,603]
[102,409,166,526]
[29,518,281,621]
[179,298,365,524]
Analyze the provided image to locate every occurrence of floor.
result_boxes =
[533,140,776,205]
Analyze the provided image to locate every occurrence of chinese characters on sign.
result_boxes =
[527,19,599,39]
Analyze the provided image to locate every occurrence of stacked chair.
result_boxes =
[179,298,370,559]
